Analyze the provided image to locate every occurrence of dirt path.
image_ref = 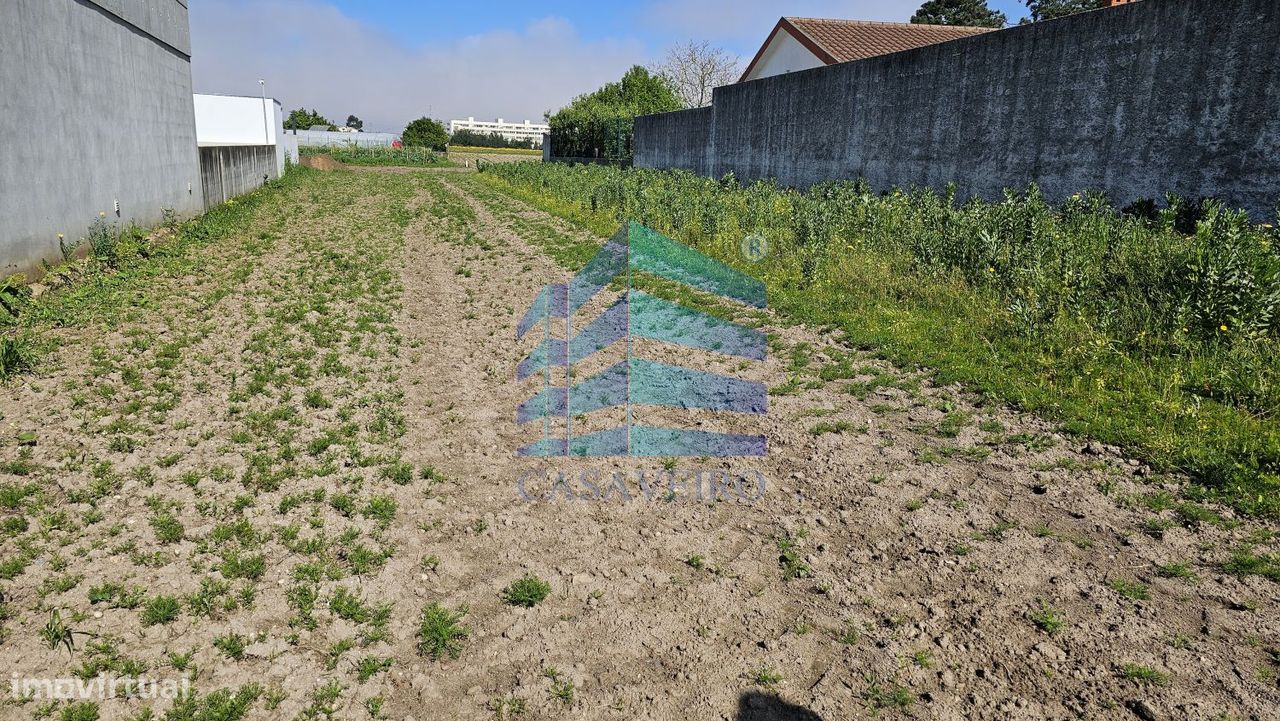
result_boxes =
[0,168,1275,721]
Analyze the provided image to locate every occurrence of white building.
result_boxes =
[192,93,294,176]
[448,117,549,145]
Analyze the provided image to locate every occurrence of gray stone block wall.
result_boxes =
[635,0,1280,220]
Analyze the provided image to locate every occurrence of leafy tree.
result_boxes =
[401,117,449,150]
[450,129,538,150]
[1023,0,1103,22]
[547,65,683,160]
[284,108,332,131]
[911,0,1007,27]
[345,115,363,131]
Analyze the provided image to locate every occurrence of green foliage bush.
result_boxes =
[482,162,1280,515]
[547,66,683,160]
[401,117,449,151]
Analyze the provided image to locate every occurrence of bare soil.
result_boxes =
[0,167,1276,721]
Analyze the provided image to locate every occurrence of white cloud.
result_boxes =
[189,1,648,133]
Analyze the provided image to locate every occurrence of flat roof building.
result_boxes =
[448,117,549,145]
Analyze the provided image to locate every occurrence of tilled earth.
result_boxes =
[1,167,1277,721]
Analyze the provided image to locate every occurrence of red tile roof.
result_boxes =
[741,17,996,82]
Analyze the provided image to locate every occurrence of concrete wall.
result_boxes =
[635,0,1280,220]
[634,107,714,176]
[198,146,277,209]
[193,94,287,176]
[0,0,203,277]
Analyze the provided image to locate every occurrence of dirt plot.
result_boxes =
[0,167,1276,721]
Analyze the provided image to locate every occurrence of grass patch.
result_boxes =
[1121,663,1170,686]
[1222,548,1280,581]
[1030,601,1066,635]
[501,575,551,607]
[476,163,1280,518]
[416,602,469,660]
[1108,577,1151,601]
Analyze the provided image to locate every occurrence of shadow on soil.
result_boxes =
[736,692,824,721]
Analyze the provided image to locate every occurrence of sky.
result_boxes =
[189,0,1030,133]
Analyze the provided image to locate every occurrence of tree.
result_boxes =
[401,117,449,150]
[450,129,538,150]
[1023,0,1103,22]
[546,65,683,160]
[911,0,1007,27]
[345,115,363,131]
[284,108,331,130]
[651,41,741,108]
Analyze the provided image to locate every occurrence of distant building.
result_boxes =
[448,117,549,145]
[739,17,995,82]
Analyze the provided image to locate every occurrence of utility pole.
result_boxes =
[258,79,270,146]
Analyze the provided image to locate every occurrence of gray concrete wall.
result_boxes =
[635,0,1280,220]
[199,146,278,210]
[635,107,714,177]
[0,0,203,278]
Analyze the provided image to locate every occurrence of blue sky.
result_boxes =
[322,0,1030,54]
[190,0,1034,132]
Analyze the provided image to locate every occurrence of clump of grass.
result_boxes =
[749,664,783,688]
[58,701,100,721]
[808,420,867,436]
[355,656,393,682]
[1155,562,1197,580]
[1222,548,1280,582]
[544,667,575,704]
[214,632,248,660]
[863,675,914,710]
[777,534,810,580]
[981,520,1018,541]
[502,575,551,607]
[140,595,181,626]
[149,510,183,544]
[1030,601,1066,635]
[836,622,861,645]
[0,335,38,381]
[1121,663,1170,686]
[416,602,469,660]
[684,554,705,570]
[380,461,414,486]
[41,609,84,654]
[1108,577,1150,601]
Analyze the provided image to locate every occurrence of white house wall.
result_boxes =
[743,29,825,81]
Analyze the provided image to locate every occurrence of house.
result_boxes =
[740,17,995,82]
